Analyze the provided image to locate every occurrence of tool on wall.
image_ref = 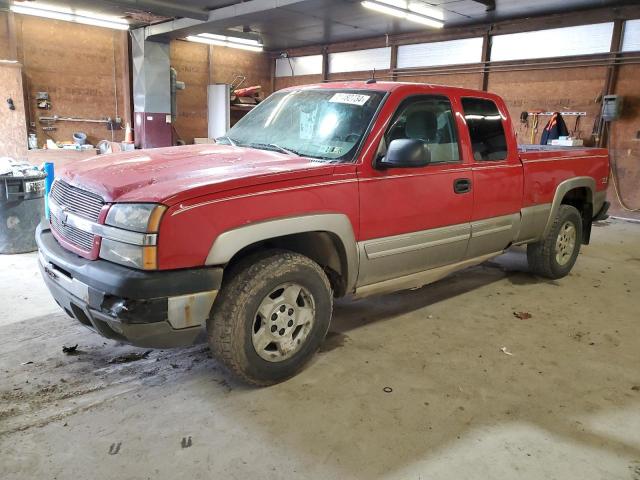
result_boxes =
[529,111,540,144]
[35,92,51,110]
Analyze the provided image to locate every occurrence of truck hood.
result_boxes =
[60,144,335,204]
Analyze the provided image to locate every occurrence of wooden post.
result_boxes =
[480,31,491,91]
[321,46,329,82]
[599,19,624,147]
[390,44,398,81]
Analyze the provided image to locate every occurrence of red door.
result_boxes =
[459,95,524,258]
[356,91,474,287]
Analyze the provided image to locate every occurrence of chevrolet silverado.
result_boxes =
[37,81,610,385]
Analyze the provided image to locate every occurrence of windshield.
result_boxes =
[219,89,385,162]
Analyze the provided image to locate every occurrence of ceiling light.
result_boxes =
[185,35,263,52]
[361,0,444,28]
[375,0,408,8]
[10,3,129,30]
[406,13,444,28]
[199,33,262,46]
[362,1,407,19]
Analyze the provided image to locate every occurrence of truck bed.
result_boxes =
[518,145,609,208]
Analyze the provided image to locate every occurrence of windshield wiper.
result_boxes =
[215,136,238,146]
[246,142,301,156]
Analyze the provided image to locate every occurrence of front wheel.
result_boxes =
[527,204,583,279]
[208,250,333,386]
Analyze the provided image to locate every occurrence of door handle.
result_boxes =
[453,178,472,194]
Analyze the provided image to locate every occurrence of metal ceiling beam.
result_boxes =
[100,0,210,20]
[145,0,310,40]
[471,0,496,12]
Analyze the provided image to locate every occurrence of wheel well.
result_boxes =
[225,232,349,297]
[561,187,593,244]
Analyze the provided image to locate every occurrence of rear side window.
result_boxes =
[461,98,507,161]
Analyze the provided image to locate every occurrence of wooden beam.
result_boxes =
[6,11,18,61]
[598,18,625,148]
[480,31,491,91]
[321,46,328,82]
[390,44,398,81]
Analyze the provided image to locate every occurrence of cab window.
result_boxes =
[461,97,508,161]
[383,95,460,164]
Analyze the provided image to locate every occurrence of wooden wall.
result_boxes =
[487,66,607,146]
[274,73,322,91]
[609,64,640,211]
[171,40,272,144]
[0,12,27,160]
[11,14,129,148]
[170,40,209,145]
[0,63,28,159]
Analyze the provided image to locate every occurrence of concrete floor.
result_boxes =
[1,219,639,480]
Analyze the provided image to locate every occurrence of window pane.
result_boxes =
[275,55,323,77]
[397,37,483,69]
[622,19,640,52]
[227,89,385,162]
[461,98,507,161]
[328,47,391,74]
[386,96,460,164]
[491,23,614,61]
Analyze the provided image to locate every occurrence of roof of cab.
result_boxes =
[280,80,492,98]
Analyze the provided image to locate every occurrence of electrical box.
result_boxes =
[602,95,622,121]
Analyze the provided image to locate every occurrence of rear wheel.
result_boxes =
[207,250,333,386]
[527,204,583,279]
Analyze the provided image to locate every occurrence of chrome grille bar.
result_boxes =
[50,180,103,222]
[50,212,94,251]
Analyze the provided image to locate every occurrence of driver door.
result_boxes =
[357,94,473,287]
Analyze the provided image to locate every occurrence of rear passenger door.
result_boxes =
[461,97,523,258]
[357,94,473,287]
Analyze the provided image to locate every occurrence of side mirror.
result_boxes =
[377,138,430,169]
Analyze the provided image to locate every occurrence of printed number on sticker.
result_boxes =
[329,93,370,106]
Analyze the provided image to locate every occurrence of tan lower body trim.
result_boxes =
[353,252,502,298]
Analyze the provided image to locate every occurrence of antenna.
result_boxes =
[366,68,377,84]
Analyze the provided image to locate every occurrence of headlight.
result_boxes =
[100,203,166,270]
[105,203,166,233]
[100,238,158,270]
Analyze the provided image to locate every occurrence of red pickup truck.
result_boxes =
[37,81,610,385]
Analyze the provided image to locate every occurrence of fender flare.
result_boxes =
[542,176,595,238]
[205,213,359,293]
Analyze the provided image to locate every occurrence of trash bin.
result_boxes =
[0,172,47,254]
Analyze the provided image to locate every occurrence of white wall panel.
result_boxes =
[397,37,483,69]
[622,19,640,52]
[328,47,391,74]
[491,23,614,61]
[275,55,323,77]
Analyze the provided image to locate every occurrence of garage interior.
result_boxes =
[1,0,640,478]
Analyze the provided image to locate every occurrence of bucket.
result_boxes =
[73,132,87,145]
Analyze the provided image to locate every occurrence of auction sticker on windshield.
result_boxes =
[329,93,370,106]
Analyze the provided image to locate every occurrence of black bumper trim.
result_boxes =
[40,262,204,348]
[36,223,223,300]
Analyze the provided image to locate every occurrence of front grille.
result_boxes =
[50,180,104,222]
[50,211,95,251]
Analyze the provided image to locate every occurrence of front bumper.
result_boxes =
[36,224,223,348]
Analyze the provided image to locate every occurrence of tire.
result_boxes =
[207,250,333,386]
[527,204,583,279]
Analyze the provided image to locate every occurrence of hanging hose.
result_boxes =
[607,122,640,212]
